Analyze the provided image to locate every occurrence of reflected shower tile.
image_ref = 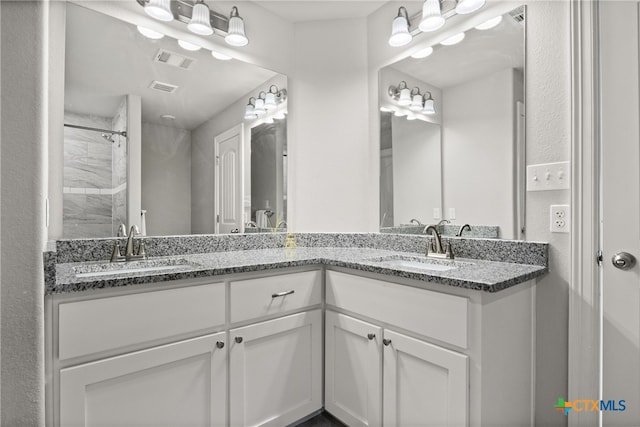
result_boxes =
[85,194,112,223]
[63,194,87,222]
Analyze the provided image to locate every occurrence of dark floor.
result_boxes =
[295,411,346,427]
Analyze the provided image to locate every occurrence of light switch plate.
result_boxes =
[527,161,570,191]
[448,208,456,220]
[433,208,441,220]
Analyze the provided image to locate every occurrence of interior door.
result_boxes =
[600,1,640,425]
[215,124,243,234]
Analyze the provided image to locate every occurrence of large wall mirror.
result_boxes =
[62,1,288,238]
[379,6,525,240]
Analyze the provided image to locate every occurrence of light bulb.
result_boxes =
[188,1,213,35]
[144,0,173,22]
[419,0,445,32]
[225,7,249,47]
[455,0,485,15]
[388,14,412,47]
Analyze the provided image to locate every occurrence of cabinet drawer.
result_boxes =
[230,270,322,323]
[326,271,468,349]
[58,282,225,361]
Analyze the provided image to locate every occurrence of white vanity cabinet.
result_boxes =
[50,280,228,427]
[325,269,534,427]
[228,270,323,427]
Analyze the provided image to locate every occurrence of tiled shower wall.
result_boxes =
[63,101,127,238]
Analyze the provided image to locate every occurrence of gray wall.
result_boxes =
[1,1,47,424]
[142,122,192,236]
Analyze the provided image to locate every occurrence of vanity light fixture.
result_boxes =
[188,0,214,35]
[388,0,485,47]
[422,92,436,115]
[225,6,249,47]
[177,39,201,51]
[419,0,445,32]
[254,93,267,116]
[143,0,173,21]
[475,15,502,30]
[455,0,486,15]
[137,26,165,39]
[244,98,258,120]
[264,85,286,110]
[388,7,412,47]
[245,85,287,121]
[440,32,465,46]
[136,0,250,47]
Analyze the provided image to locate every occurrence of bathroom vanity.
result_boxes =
[45,234,546,427]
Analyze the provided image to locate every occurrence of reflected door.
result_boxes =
[215,125,243,234]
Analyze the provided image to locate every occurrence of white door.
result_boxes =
[215,124,243,234]
[600,1,640,425]
[382,329,468,427]
[325,311,382,427]
[229,310,322,427]
[59,332,227,427]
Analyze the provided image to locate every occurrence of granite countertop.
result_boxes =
[49,246,547,295]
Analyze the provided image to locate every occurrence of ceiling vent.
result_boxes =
[153,49,196,70]
[509,6,525,24]
[149,80,179,94]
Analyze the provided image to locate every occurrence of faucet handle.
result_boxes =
[445,242,454,259]
[136,240,146,257]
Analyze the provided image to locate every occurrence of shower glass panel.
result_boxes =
[63,98,127,238]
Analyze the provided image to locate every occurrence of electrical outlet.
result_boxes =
[433,208,441,220]
[550,205,570,233]
[449,208,456,220]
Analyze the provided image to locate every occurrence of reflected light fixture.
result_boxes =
[244,98,258,120]
[411,46,434,59]
[177,39,201,51]
[419,0,445,32]
[188,0,214,35]
[137,0,250,47]
[410,89,424,111]
[225,6,249,47]
[440,32,465,46]
[254,93,267,116]
[422,92,436,115]
[137,26,164,39]
[264,85,287,110]
[388,7,412,47]
[475,15,503,30]
[144,0,173,21]
[455,0,486,15]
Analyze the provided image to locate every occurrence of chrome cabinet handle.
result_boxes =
[235,337,243,344]
[216,341,225,349]
[612,252,636,270]
[272,290,295,298]
[383,339,392,346]
[367,333,376,340]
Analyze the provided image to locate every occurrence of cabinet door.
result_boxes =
[59,332,227,427]
[229,310,322,427]
[383,329,468,427]
[325,311,382,427]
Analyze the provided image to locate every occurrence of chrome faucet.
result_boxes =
[456,224,471,237]
[275,220,287,229]
[245,221,258,228]
[111,225,145,262]
[423,225,454,259]
[409,218,423,225]
[437,219,451,226]
[117,223,128,237]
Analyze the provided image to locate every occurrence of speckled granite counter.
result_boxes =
[48,244,547,295]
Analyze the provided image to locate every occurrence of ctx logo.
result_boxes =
[555,397,627,416]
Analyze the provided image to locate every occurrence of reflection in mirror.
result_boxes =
[62,2,288,238]
[379,6,525,239]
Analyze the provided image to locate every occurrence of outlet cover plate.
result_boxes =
[550,204,570,233]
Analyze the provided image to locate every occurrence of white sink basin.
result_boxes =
[74,258,196,279]
[369,255,468,273]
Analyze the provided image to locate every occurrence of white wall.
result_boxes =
[392,117,442,225]
[442,68,520,239]
[0,1,47,424]
[142,122,192,236]
[289,18,372,232]
[526,2,571,426]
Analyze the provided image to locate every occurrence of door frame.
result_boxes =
[569,0,601,425]
[214,123,244,234]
